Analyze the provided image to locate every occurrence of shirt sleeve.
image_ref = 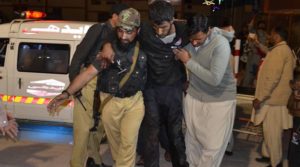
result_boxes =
[69,23,103,81]
[256,48,288,101]
[91,59,102,72]
[185,38,231,86]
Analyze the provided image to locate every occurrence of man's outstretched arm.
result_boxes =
[47,65,99,114]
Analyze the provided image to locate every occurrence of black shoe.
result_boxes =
[136,157,144,166]
[86,157,112,167]
[164,151,171,162]
[256,156,271,163]
[225,151,233,156]
[266,162,282,167]
[86,157,96,167]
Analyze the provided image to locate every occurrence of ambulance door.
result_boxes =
[0,38,9,110]
[11,39,74,123]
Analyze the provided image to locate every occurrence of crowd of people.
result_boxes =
[1,0,299,167]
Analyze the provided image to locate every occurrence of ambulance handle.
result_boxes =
[18,78,21,89]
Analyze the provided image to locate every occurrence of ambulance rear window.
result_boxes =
[17,43,70,74]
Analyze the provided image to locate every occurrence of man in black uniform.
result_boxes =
[47,8,147,167]
[68,3,129,167]
[101,1,189,167]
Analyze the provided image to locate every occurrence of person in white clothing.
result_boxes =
[173,14,236,167]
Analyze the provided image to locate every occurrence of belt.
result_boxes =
[114,91,138,98]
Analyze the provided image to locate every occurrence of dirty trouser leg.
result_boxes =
[144,84,188,167]
[159,124,170,153]
[143,88,160,167]
[165,85,188,167]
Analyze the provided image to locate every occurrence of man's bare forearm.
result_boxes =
[65,65,99,95]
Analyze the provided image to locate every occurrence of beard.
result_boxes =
[117,39,136,51]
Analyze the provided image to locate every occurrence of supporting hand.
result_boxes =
[173,48,191,64]
[96,51,111,69]
[101,43,115,63]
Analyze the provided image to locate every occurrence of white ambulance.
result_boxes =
[0,16,95,123]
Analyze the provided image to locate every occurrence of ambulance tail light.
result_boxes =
[21,11,47,19]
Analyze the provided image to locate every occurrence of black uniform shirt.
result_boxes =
[69,21,115,81]
[92,40,147,98]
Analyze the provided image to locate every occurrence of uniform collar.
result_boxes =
[270,41,287,50]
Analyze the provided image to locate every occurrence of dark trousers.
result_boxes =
[143,83,188,167]
[159,124,170,151]
[288,117,300,167]
[137,121,170,156]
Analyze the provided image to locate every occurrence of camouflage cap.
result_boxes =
[117,8,140,31]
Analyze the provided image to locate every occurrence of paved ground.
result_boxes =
[0,130,291,167]
[0,119,291,167]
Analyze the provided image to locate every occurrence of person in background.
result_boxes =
[287,49,300,167]
[249,20,268,47]
[252,26,295,167]
[174,13,236,167]
[67,3,129,167]
[0,110,18,140]
[242,19,268,88]
[48,8,146,167]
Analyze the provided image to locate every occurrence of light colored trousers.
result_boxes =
[101,91,145,167]
[184,94,236,167]
[259,105,293,166]
[71,76,104,167]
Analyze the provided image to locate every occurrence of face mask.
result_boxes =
[160,33,176,44]
[221,30,235,42]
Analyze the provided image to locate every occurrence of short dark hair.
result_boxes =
[148,0,174,25]
[209,15,231,28]
[256,20,266,29]
[187,13,210,36]
[272,26,288,41]
[110,3,130,16]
